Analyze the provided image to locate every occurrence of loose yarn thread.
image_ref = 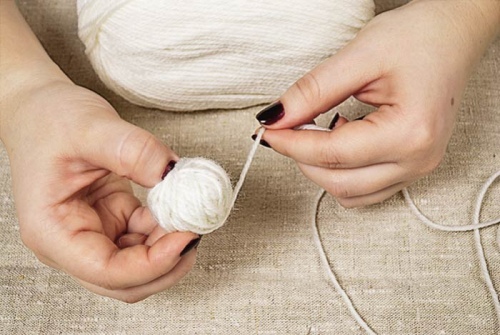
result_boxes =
[309,134,500,333]
[77,0,375,111]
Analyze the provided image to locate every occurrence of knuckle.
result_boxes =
[421,155,444,176]
[325,180,350,199]
[406,123,435,157]
[292,72,322,107]
[118,128,162,178]
[403,122,444,176]
[98,276,126,292]
[19,224,43,255]
[319,144,343,169]
[19,226,35,250]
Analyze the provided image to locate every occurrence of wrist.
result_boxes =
[406,0,499,71]
[0,0,73,142]
[0,60,72,144]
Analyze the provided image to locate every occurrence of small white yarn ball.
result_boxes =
[77,0,375,111]
[147,158,233,235]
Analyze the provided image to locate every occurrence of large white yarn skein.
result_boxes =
[77,0,375,111]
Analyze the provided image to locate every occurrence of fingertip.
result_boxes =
[92,120,180,188]
[333,115,350,128]
[150,231,199,260]
[255,101,284,126]
[179,236,201,257]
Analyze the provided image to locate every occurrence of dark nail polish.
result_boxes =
[251,134,271,148]
[194,235,203,249]
[180,237,201,256]
[161,160,177,180]
[256,101,285,125]
[328,113,340,130]
[355,115,365,121]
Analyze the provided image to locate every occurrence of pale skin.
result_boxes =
[259,0,500,208]
[0,1,499,302]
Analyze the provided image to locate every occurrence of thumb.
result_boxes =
[83,117,178,188]
[256,43,377,129]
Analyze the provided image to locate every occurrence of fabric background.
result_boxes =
[1,0,499,334]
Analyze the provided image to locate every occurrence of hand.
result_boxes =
[1,80,198,303]
[255,0,500,207]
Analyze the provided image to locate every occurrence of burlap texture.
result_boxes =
[1,0,499,334]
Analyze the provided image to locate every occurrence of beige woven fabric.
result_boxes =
[1,0,499,334]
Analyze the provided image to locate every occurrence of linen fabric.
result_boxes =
[1,1,499,334]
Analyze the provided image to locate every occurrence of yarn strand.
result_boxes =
[312,171,500,334]
[403,171,500,320]
[223,127,265,223]
[304,124,500,334]
[312,190,377,335]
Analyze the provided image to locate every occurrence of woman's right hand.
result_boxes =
[1,76,200,303]
[1,0,201,302]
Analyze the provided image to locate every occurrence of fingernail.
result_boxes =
[256,101,284,125]
[328,113,340,130]
[161,160,177,180]
[251,134,271,148]
[180,237,201,256]
[355,115,365,121]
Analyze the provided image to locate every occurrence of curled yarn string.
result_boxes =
[403,170,500,320]
[303,125,500,334]
[312,189,377,335]
[312,174,500,334]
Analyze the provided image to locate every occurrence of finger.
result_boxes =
[83,118,178,188]
[128,205,158,236]
[92,190,141,240]
[128,205,176,246]
[337,181,411,208]
[145,225,170,246]
[328,114,349,129]
[297,161,406,198]
[77,250,197,303]
[262,107,405,169]
[256,41,381,129]
[59,228,198,290]
[117,233,148,248]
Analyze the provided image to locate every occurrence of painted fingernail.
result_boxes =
[328,113,340,130]
[256,101,285,125]
[180,237,201,256]
[161,160,177,180]
[194,235,203,249]
[355,115,365,121]
[251,134,271,148]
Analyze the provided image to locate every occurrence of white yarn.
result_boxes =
[77,0,374,111]
[149,122,498,333]
[403,171,500,321]
[147,128,264,234]
[298,125,500,334]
